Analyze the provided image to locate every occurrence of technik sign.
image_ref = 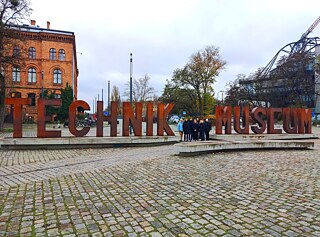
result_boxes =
[5,98,175,138]
[5,99,312,138]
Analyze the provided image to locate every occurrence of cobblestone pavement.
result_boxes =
[0,139,320,236]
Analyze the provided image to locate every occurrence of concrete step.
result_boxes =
[210,133,318,141]
[0,136,178,150]
[174,140,314,156]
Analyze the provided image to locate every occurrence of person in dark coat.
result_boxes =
[204,118,212,141]
[188,118,194,141]
[199,119,205,141]
[182,118,189,142]
[192,119,199,141]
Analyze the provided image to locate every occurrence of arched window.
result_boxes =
[28,67,37,83]
[28,93,36,106]
[13,46,20,58]
[28,47,36,59]
[49,48,56,60]
[53,69,62,84]
[12,66,20,82]
[58,49,65,60]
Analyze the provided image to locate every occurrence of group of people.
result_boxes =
[177,118,212,142]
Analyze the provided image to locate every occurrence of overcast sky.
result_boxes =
[30,0,320,110]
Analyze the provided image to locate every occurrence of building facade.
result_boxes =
[3,20,78,122]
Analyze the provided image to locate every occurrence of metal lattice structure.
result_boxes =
[257,16,320,80]
[239,16,320,109]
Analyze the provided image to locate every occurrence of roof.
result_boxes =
[8,24,74,36]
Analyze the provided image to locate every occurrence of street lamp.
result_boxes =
[129,53,133,134]
[108,80,110,114]
[130,53,133,106]
[220,90,224,104]
[218,90,224,105]
[41,71,44,98]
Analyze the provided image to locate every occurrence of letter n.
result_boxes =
[122,102,142,136]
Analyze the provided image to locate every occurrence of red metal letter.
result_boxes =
[282,108,298,134]
[233,106,249,134]
[297,108,312,134]
[157,103,175,136]
[267,108,282,134]
[69,100,90,137]
[96,101,118,137]
[250,107,266,134]
[215,106,232,134]
[123,102,142,136]
[5,98,31,138]
[37,99,61,138]
[145,102,154,136]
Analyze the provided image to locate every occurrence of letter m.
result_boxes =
[215,106,232,134]
[298,108,312,134]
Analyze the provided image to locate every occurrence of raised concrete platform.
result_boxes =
[0,136,178,150]
[174,140,314,156]
[210,133,318,141]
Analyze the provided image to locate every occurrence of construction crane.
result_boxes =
[255,16,320,79]
[292,16,320,53]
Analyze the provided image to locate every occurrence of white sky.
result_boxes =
[29,0,320,109]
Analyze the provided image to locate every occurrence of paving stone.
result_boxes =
[1,139,320,236]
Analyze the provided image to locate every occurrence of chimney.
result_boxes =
[31,20,36,26]
[47,21,50,29]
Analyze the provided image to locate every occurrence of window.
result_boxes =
[49,48,56,60]
[28,93,36,106]
[54,94,61,99]
[28,47,36,59]
[28,67,37,83]
[12,66,20,82]
[11,92,21,98]
[13,46,20,58]
[58,49,65,60]
[1,67,4,77]
[53,69,62,84]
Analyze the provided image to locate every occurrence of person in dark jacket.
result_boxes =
[199,119,205,141]
[182,118,189,142]
[192,119,199,141]
[204,118,212,140]
[188,118,194,141]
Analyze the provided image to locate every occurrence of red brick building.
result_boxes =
[3,20,78,122]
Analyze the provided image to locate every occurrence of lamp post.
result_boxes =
[130,53,133,106]
[129,53,133,134]
[41,71,44,98]
[108,80,110,114]
[218,90,224,105]
[220,91,224,104]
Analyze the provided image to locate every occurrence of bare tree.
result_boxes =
[124,74,155,102]
[0,0,32,130]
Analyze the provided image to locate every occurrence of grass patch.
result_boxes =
[1,128,13,133]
